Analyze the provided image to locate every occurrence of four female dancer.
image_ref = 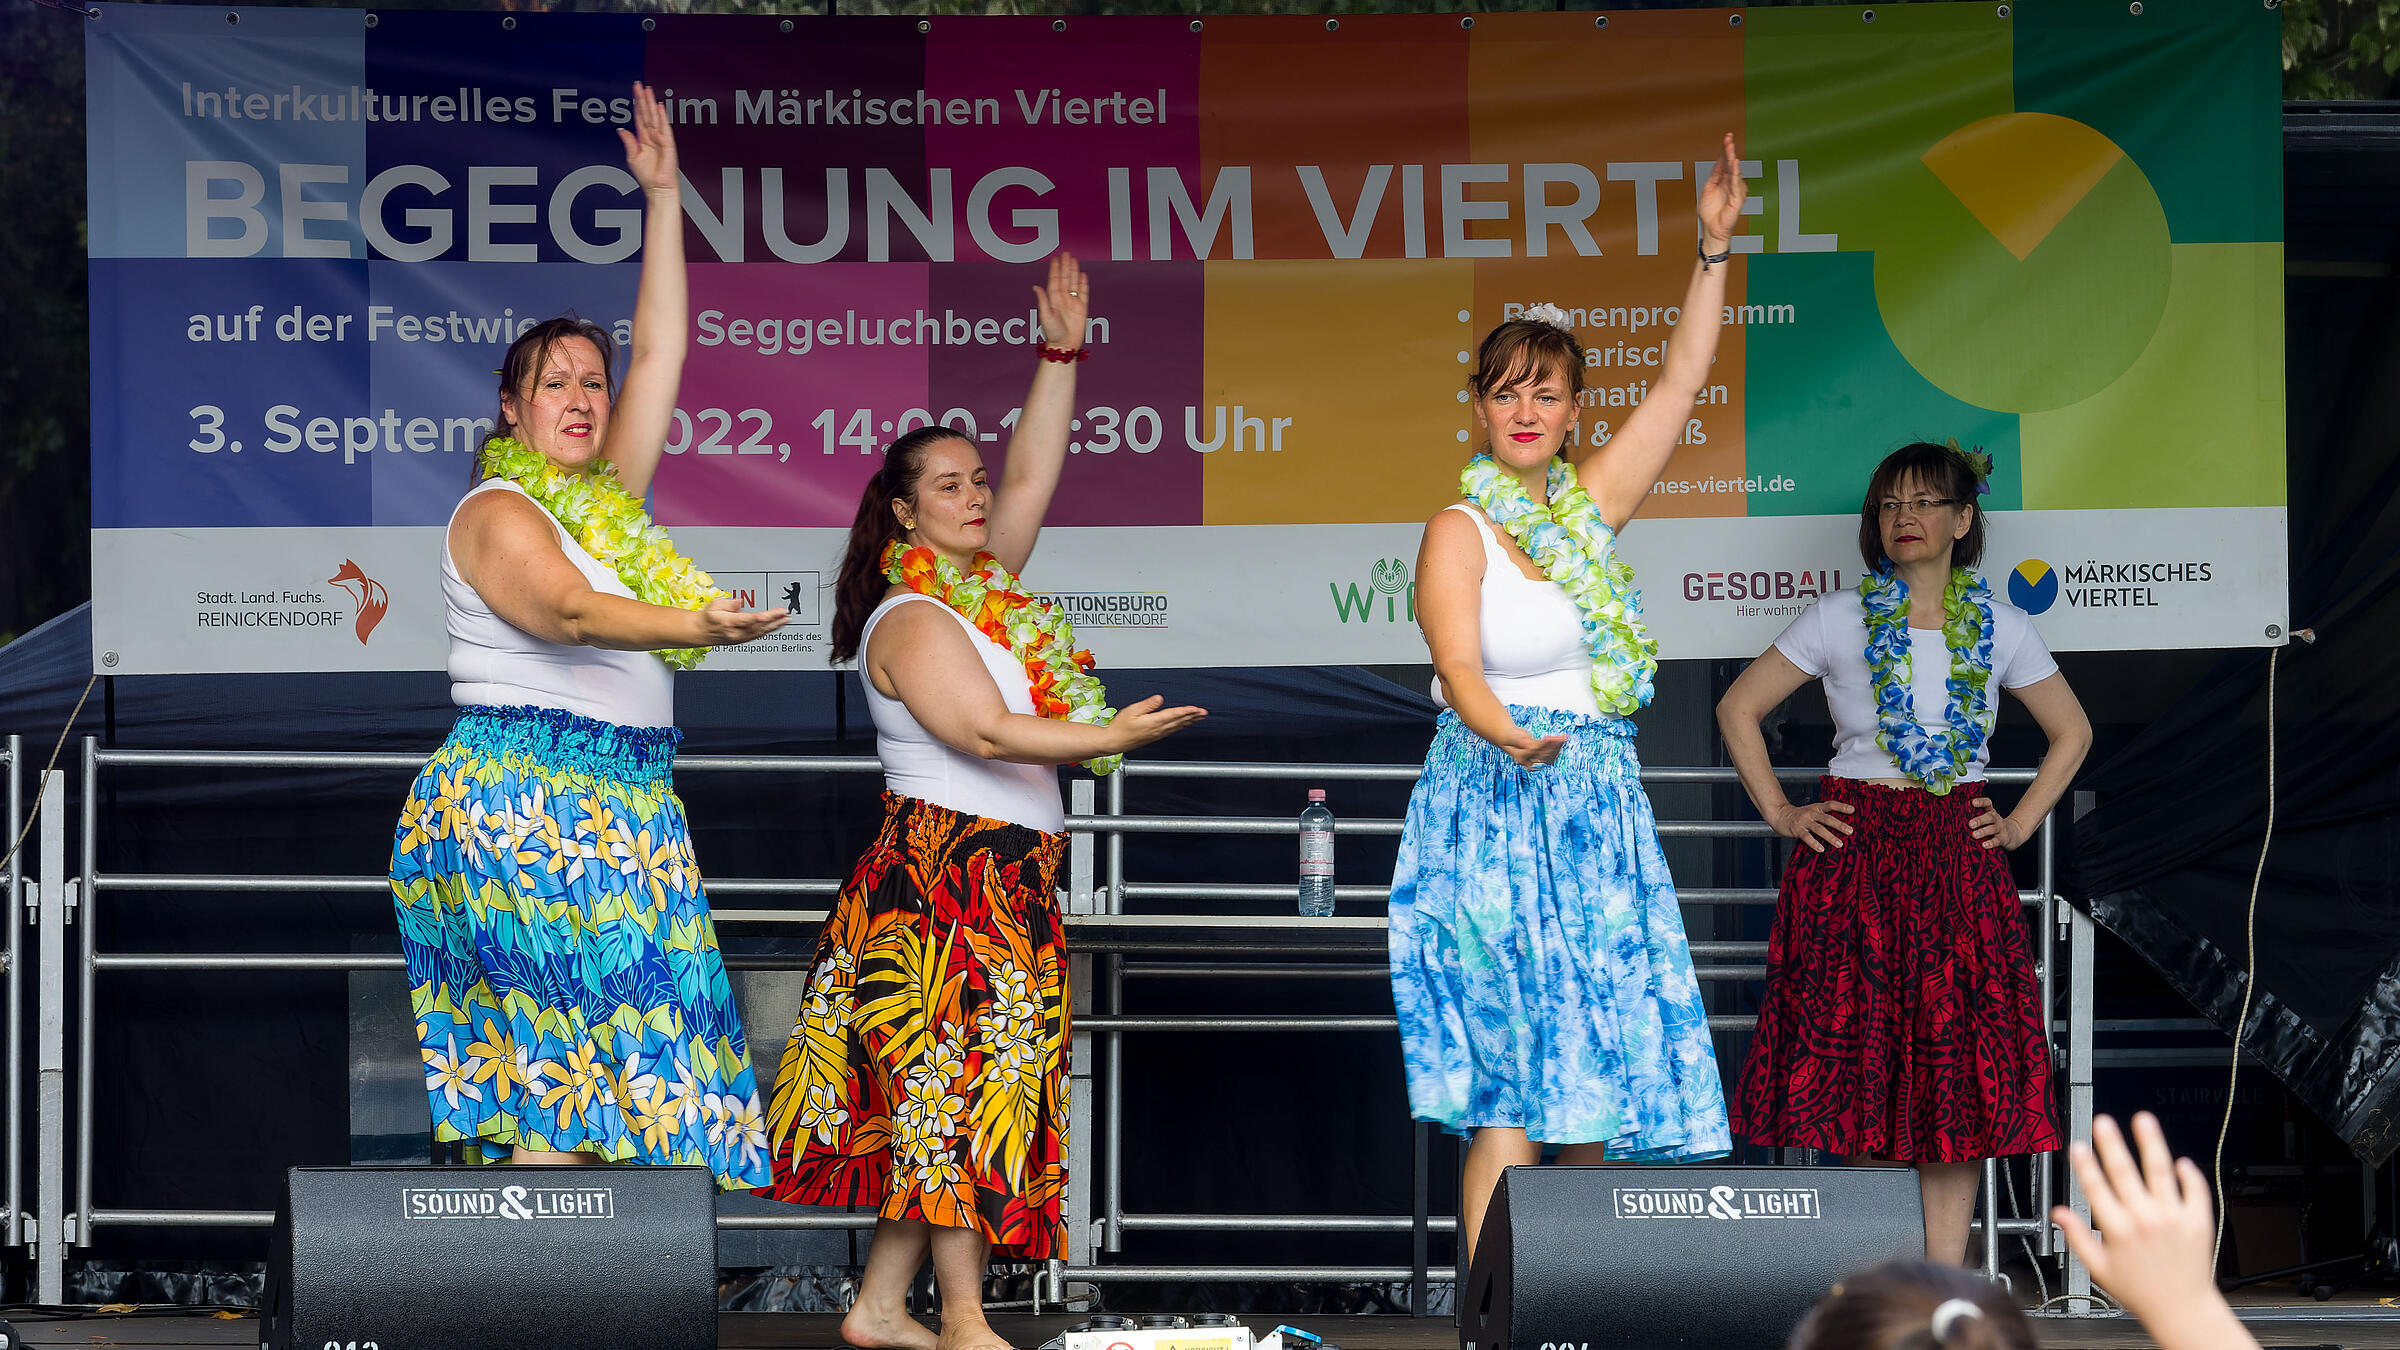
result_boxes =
[390,83,788,1186]
[388,88,2087,1297]
[1387,133,1749,1261]
[754,256,1205,1350]
[1720,442,2090,1263]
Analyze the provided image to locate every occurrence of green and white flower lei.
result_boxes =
[478,437,726,670]
[1459,454,1657,716]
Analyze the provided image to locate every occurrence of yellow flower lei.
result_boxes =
[478,438,725,670]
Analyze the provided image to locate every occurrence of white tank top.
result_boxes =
[1438,502,1599,718]
[859,593,1066,834]
[443,479,675,730]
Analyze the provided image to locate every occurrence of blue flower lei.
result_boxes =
[1459,454,1657,716]
[1857,565,1997,795]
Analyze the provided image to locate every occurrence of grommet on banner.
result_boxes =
[1052,18,1066,31]
[363,11,377,26]
[780,18,792,30]
[1862,9,1876,21]
[501,15,515,30]
[1189,18,1203,30]
[1594,14,1608,26]
[1996,3,2010,16]
[641,16,654,30]
[1728,12,1744,26]
[915,17,928,30]
[1460,15,1474,29]
[1325,18,1338,31]
[2128,1,2142,12]
[224,10,238,24]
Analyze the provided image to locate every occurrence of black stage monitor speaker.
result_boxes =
[1462,1165,1926,1350]
[268,1164,717,1350]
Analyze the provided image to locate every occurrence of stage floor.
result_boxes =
[17,1306,2400,1350]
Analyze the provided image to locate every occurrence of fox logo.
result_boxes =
[328,560,388,645]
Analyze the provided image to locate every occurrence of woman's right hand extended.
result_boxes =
[1108,695,1208,751]
[695,596,789,647]
[1771,798,1855,853]
[1497,727,1569,770]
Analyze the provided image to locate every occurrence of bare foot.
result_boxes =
[937,1315,1013,1350]
[842,1305,941,1350]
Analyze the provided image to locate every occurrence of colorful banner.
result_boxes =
[87,1,2286,675]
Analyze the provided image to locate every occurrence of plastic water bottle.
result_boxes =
[1298,789,1336,917]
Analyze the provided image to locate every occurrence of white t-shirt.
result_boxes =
[1772,587,2059,783]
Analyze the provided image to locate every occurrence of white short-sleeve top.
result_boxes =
[443,479,675,730]
[859,593,1066,834]
[1772,586,2059,782]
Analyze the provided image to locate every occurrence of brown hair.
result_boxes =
[1858,441,1987,574]
[829,427,970,664]
[1470,318,1586,403]
[477,316,618,480]
[1787,1261,2035,1350]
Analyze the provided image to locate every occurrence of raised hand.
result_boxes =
[1499,727,1569,771]
[1108,694,1206,751]
[696,595,789,647]
[1697,133,1746,252]
[1033,251,1091,352]
[2052,1113,2257,1350]
[620,81,679,197]
[1773,798,1856,854]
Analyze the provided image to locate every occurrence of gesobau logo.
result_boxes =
[1331,558,1414,623]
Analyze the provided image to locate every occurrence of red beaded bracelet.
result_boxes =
[1037,344,1089,364]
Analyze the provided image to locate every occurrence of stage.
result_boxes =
[15,1304,2400,1350]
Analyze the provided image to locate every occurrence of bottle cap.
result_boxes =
[1307,789,1326,801]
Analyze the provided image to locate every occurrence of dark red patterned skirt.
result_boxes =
[1731,777,2060,1163]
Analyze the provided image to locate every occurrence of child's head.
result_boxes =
[1788,1262,2035,1350]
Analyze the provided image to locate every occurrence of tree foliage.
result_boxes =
[2284,0,2400,100]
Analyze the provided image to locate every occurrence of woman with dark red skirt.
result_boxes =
[1717,441,2091,1264]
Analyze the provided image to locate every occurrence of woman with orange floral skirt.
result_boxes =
[755,255,1205,1350]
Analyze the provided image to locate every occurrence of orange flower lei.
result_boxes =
[881,541,1121,775]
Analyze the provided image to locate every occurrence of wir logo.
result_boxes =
[1331,558,1414,624]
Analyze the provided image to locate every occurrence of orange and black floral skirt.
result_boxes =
[756,792,1070,1259]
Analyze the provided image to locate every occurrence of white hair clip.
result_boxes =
[1930,1298,1984,1342]
[1520,302,1577,336]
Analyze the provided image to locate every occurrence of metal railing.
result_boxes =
[19,740,2077,1308]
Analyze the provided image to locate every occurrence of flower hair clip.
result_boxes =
[1946,437,1996,495]
[1521,302,1577,337]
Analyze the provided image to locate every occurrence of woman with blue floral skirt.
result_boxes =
[1389,135,1747,1265]
[389,84,788,1188]
[1717,441,2091,1264]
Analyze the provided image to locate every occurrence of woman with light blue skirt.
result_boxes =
[1389,134,1747,1263]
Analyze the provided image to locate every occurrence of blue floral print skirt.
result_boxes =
[389,704,769,1189]
[1388,704,1730,1159]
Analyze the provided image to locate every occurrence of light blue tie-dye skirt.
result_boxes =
[1388,704,1731,1160]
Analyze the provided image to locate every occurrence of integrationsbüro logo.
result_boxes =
[1331,558,1414,624]
[2006,557,2211,616]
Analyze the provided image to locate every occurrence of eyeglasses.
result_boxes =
[1877,497,1959,517]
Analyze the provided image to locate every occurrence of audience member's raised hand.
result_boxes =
[2052,1111,2260,1350]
